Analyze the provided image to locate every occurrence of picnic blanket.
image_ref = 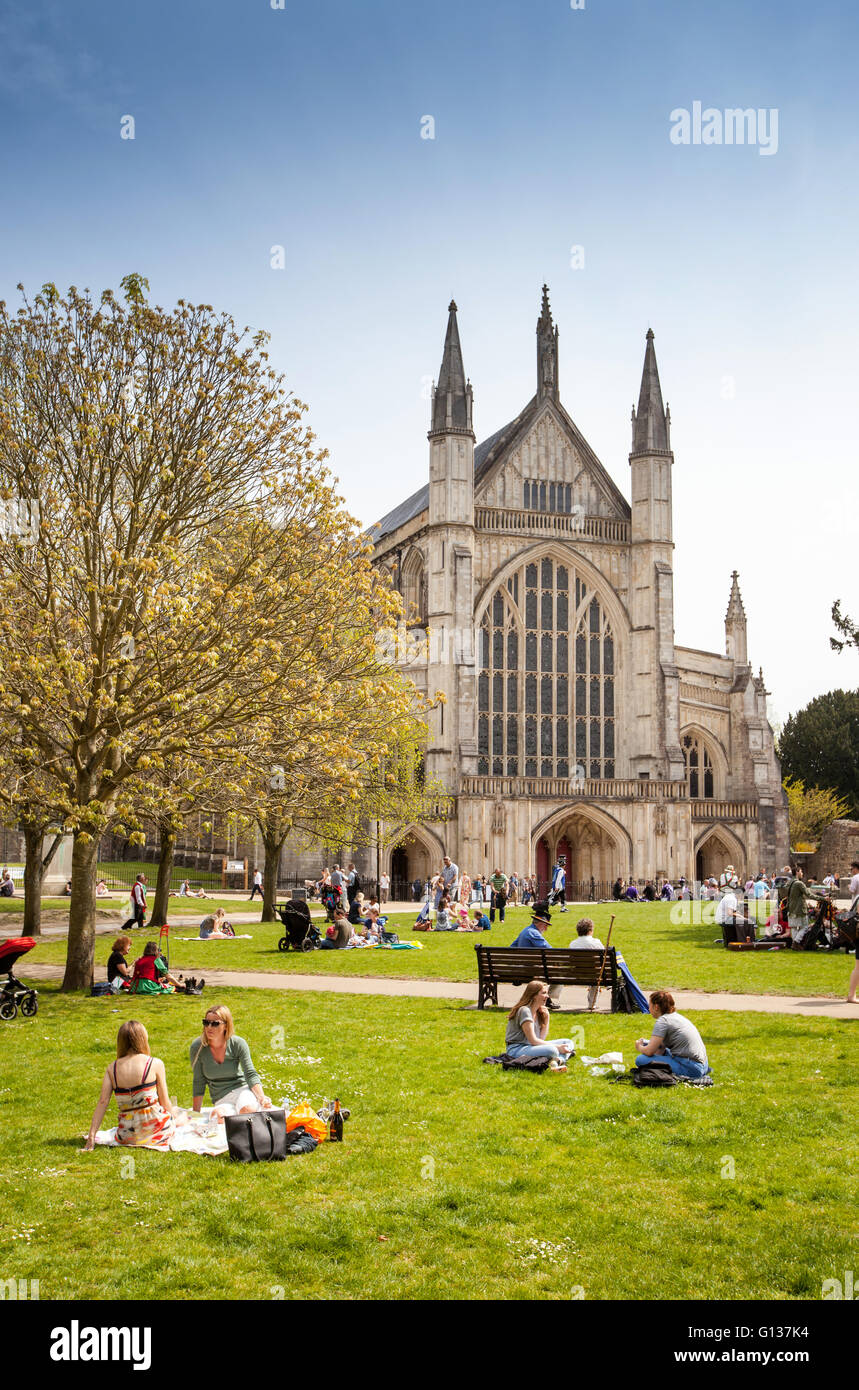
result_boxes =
[95,1107,229,1156]
[176,934,253,941]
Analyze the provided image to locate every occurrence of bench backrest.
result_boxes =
[475,945,617,982]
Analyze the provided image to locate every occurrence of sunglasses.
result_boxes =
[202,1019,224,1028]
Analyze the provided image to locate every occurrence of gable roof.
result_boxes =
[368,396,630,546]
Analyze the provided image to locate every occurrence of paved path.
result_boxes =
[21,962,858,1019]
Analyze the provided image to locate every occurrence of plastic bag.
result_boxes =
[285,1102,327,1144]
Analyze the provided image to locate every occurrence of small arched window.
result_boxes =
[682,733,715,799]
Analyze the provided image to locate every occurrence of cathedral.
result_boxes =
[367,288,788,897]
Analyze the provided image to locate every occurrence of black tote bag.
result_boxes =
[225,1108,288,1162]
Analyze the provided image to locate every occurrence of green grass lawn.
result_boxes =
[0,983,855,1300]
[0,894,263,919]
[23,901,857,998]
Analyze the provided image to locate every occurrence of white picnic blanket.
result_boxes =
[175,934,254,941]
[95,1107,229,1156]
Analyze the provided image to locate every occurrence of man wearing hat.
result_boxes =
[718,865,740,892]
[510,902,564,1010]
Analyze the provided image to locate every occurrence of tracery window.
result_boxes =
[477,558,616,779]
[682,733,714,798]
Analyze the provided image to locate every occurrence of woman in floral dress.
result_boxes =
[83,1020,176,1151]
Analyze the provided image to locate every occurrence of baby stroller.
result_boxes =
[276,900,321,953]
[0,937,39,1020]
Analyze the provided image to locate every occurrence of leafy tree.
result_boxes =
[0,278,422,987]
[783,777,851,850]
[778,690,859,818]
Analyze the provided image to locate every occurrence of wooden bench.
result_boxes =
[475,945,621,1011]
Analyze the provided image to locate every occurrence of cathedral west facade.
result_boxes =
[368,288,788,895]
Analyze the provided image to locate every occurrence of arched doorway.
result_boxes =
[695,827,745,884]
[388,826,443,901]
[533,807,629,899]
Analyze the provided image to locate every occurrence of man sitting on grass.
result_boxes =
[634,991,711,1079]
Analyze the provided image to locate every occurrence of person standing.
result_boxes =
[786,873,824,945]
[330,864,345,907]
[489,867,509,923]
[249,868,263,901]
[459,870,472,908]
[346,863,360,906]
[379,871,390,904]
[441,855,459,903]
[846,862,859,1004]
[122,874,147,932]
[549,859,568,912]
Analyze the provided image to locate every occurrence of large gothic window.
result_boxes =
[477,558,616,779]
[682,733,714,798]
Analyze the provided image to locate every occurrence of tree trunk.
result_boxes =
[150,825,175,928]
[22,827,45,937]
[62,832,101,991]
[261,832,282,922]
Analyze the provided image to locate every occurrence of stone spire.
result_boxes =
[429,300,474,437]
[725,570,748,664]
[536,283,559,401]
[631,328,670,454]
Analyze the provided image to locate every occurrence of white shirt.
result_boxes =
[715,892,739,924]
[850,873,859,900]
[253,871,262,886]
[569,935,605,950]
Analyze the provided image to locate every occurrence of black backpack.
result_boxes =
[632,1061,678,1087]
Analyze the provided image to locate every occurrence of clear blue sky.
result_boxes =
[1,0,857,718]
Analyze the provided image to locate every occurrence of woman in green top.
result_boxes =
[190,1005,273,1121]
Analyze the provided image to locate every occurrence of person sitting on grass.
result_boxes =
[129,941,184,995]
[505,980,575,1071]
[347,891,366,926]
[320,906,355,950]
[83,1020,178,1151]
[624,881,640,901]
[173,879,210,899]
[471,906,491,932]
[634,991,711,1079]
[190,1006,273,1123]
[106,935,134,991]
[362,906,386,942]
[198,908,235,939]
[434,895,456,931]
[0,869,15,897]
[95,879,110,897]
